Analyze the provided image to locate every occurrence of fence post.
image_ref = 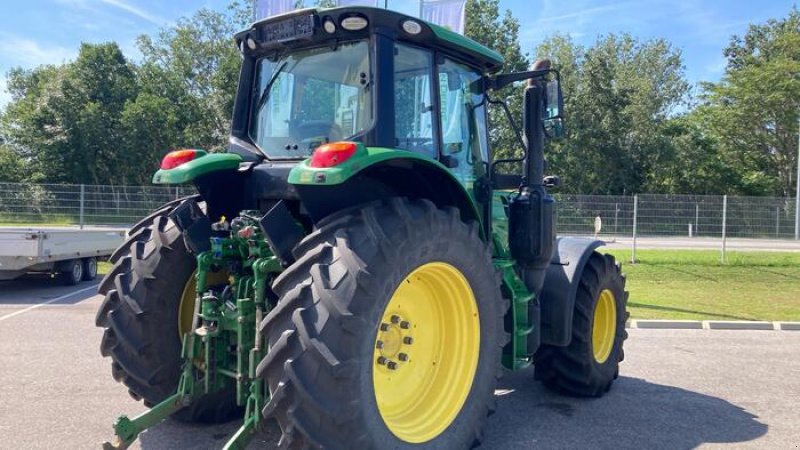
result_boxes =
[777,206,781,238]
[631,195,638,264]
[79,184,85,230]
[721,195,727,263]
[795,115,799,240]
[695,204,699,237]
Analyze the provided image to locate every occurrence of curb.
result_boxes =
[634,320,703,330]
[626,320,800,331]
[706,321,774,330]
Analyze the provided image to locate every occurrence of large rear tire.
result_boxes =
[533,252,628,396]
[257,199,505,449]
[95,196,239,423]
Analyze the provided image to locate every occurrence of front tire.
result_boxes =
[257,199,505,449]
[534,252,628,396]
[95,196,239,423]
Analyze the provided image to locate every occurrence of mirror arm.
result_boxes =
[487,68,560,90]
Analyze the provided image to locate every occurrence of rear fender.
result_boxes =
[289,148,483,237]
[539,237,605,346]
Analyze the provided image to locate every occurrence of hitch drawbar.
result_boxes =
[103,212,283,449]
[102,393,187,450]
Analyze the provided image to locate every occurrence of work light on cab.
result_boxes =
[160,149,206,170]
[309,142,357,168]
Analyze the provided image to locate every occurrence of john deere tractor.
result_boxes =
[96,6,628,449]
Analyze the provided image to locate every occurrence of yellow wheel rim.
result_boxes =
[592,289,617,364]
[178,270,229,337]
[373,262,480,443]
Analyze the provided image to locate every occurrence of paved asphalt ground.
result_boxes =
[1,279,799,449]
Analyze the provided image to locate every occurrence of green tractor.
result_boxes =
[96,6,628,449]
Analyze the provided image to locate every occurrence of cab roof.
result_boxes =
[243,6,505,73]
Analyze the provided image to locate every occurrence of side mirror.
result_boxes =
[544,79,565,139]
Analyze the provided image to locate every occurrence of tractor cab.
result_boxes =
[224,6,562,243]
[230,6,503,166]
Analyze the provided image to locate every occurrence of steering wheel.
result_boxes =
[291,120,343,143]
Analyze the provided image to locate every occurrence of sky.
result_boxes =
[0,0,795,108]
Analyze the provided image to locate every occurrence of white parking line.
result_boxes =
[0,283,99,322]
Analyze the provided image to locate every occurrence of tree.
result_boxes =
[0,141,29,183]
[699,8,800,197]
[136,6,249,152]
[533,34,689,194]
[1,43,138,185]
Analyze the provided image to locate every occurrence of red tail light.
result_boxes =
[309,142,358,168]
[161,149,204,170]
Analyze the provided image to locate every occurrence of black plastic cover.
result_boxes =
[259,200,305,266]
[169,198,212,255]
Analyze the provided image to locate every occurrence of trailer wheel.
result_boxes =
[534,252,628,396]
[60,259,83,286]
[82,257,98,281]
[258,199,505,448]
[95,196,240,423]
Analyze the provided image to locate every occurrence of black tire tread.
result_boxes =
[258,198,504,449]
[95,195,238,423]
[534,252,628,397]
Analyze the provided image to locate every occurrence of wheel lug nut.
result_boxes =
[398,353,408,361]
[380,323,390,331]
[387,361,398,370]
[400,320,410,329]
[403,336,413,345]
[377,356,387,365]
[376,340,384,349]
[390,315,400,324]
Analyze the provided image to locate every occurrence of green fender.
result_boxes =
[152,152,243,185]
[289,144,484,237]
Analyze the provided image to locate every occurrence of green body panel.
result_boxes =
[491,192,535,369]
[289,145,450,186]
[152,153,243,185]
[289,145,484,229]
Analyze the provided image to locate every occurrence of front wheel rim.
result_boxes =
[592,289,617,363]
[372,262,480,443]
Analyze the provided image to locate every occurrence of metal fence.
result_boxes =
[554,193,798,240]
[0,183,195,226]
[1,182,797,243]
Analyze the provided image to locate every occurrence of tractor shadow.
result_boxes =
[136,370,767,449]
[485,368,768,449]
[0,276,99,305]
[138,416,281,449]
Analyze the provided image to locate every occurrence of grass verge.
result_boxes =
[98,261,112,276]
[606,249,800,321]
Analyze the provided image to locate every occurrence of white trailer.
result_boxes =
[0,227,125,285]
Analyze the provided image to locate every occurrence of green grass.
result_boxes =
[0,215,78,226]
[606,249,800,321]
[98,261,112,276]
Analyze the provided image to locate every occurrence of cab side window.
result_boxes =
[394,44,436,157]
[438,58,488,184]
